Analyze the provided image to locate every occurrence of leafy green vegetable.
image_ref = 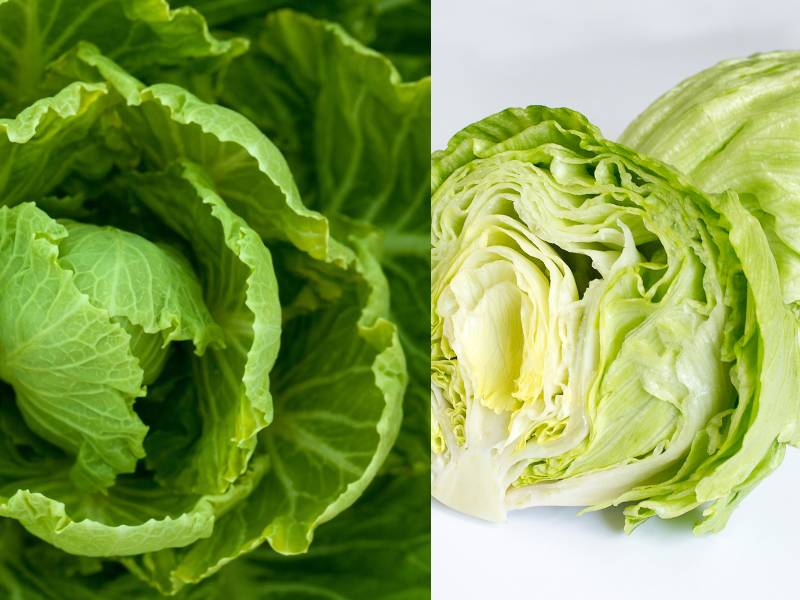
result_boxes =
[215,9,431,475]
[0,0,429,597]
[431,105,799,532]
[0,469,430,599]
[171,0,432,80]
[206,8,431,594]
[621,51,800,319]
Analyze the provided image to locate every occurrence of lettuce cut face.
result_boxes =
[0,0,431,596]
[431,106,799,532]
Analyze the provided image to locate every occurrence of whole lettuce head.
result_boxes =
[0,0,429,597]
[431,106,799,532]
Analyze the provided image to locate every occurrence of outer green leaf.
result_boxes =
[0,0,246,115]
[0,471,429,600]
[172,0,379,40]
[220,8,431,474]
[621,51,800,323]
[209,471,430,600]
[373,0,431,80]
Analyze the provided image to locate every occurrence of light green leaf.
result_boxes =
[0,203,146,492]
[58,220,223,383]
[621,51,800,316]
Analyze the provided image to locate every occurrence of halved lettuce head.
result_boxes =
[431,106,799,532]
[621,51,800,316]
[0,2,405,594]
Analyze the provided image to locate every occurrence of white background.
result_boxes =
[432,1,800,599]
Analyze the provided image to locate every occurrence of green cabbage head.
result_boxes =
[431,106,799,532]
[0,1,407,594]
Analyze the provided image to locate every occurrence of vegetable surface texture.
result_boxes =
[621,51,800,317]
[431,106,799,532]
[0,0,430,597]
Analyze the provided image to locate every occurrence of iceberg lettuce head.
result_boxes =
[431,106,799,532]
